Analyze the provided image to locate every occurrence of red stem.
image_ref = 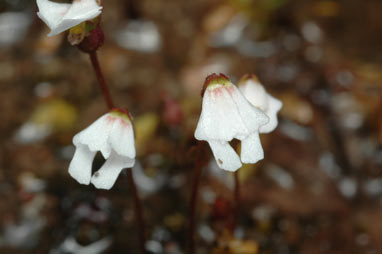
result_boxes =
[187,143,204,254]
[89,51,114,109]
[233,170,241,229]
[127,169,146,254]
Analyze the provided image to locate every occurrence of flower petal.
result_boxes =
[47,18,83,37]
[36,0,71,33]
[238,79,268,111]
[37,0,102,37]
[195,85,248,141]
[74,113,112,159]
[109,118,136,158]
[229,85,269,134]
[90,151,135,189]
[260,95,283,133]
[208,140,242,172]
[240,132,264,164]
[68,143,96,185]
[52,0,102,36]
[64,0,102,21]
[239,78,282,133]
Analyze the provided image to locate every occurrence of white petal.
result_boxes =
[50,0,102,36]
[240,132,264,164]
[208,140,242,172]
[68,143,96,185]
[37,0,102,37]
[239,79,282,133]
[64,0,102,21]
[195,85,248,141]
[90,151,135,190]
[36,0,71,32]
[238,79,268,111]
[229,85,269,134]
[109,118,136,158]
[74,114,112,158]
[47,19,82,37]
[259,95,283,133]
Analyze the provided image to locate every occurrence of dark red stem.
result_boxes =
[89,51,114,109]
[127,169,146,254]
[233,170,241,229]
[187,144,204,254]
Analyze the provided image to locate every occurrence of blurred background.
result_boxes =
[0,0,381,253]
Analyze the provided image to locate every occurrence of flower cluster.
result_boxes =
[195,74,282,172]
[35,1,282,187]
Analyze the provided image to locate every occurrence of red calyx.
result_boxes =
[238,73,260,84]
[201,73,230,97]
[78,26,105,53]
[111,107,133,120]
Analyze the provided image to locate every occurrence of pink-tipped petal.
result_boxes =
[109,118,136,158]
[208,140,242,172]
[68,143,96,185]
[240,132,264,164]
[195,84,248,141]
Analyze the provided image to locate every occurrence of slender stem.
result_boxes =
[379,88,382,144]
[233,169,241,229]
[127,169,146,254]
[187,144,204,254]
[89,51,114,109]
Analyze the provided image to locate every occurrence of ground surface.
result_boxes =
[0,0,381,253]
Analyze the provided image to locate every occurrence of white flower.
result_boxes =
[238,74,282,133]
[195,73,269,172]
[36,0,102,37]
[69,109,136,189]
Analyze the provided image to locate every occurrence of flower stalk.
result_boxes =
[127,170,147,254]
[187,142,207,254]
[233,170,240,229]
[188,160,202,254]
[89,51,114,109]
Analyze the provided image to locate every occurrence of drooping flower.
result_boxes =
[194,73,269,172]
[69,108,135,189]
[238,74,282,133]
[36,0,102,37]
